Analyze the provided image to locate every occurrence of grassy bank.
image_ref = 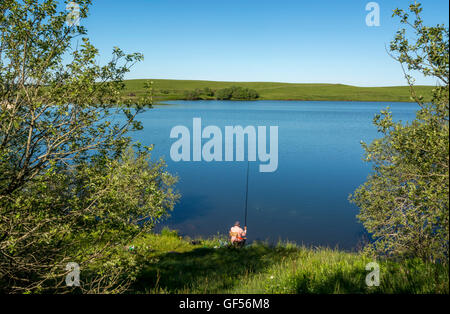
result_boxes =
[119,230,448,294]
[123,79,435,102]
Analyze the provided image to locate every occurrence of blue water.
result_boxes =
[130,100,419,249]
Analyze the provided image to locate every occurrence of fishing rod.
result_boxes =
[244,160,250,227]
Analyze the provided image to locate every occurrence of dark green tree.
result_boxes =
[215,86,259,100]
[203,87,214,97]
[215,87,233,100]
[183,89,201,100]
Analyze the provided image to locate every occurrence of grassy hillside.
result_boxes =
[123,79,435,102]
[118,230,448,294]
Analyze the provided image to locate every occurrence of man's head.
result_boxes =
[234,221,240,227]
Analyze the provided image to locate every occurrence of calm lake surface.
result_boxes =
[131,100,419,250]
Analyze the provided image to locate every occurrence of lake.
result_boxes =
[130,100,419,250]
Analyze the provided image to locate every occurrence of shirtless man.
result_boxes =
[229,221,247,248]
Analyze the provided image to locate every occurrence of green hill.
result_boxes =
[123,79,436,102]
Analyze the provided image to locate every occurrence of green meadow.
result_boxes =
[118,229,449,294]
[123,79,435,102]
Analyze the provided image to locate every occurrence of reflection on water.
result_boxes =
[130,100,418,249]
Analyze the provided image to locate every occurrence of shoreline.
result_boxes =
[154,98,420,105]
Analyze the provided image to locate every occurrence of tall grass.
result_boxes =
[122,232,448,294]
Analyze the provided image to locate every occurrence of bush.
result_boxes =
[203,87,214,97]
[215,88,233,100]
[350,2,449,262]
[0,0,179,293]
[215,86,259,100]
[183,89,201,100]
[161,227,180,238]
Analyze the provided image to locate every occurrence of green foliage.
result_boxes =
[202,87,214,97]
[350,2,449,262]
[232,249,448,294]
[180,86,259,100]
[177,86,259,101]
[160,227,179,238]
[214,88,233,100]
[215,86,259,100]
[0,0,179,293]
[182,89,202,100]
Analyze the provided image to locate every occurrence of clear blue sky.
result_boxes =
[81,0,448,86]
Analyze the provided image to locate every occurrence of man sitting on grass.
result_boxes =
[229,221,247,248]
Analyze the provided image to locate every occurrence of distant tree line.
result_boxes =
[182,86,259,100]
